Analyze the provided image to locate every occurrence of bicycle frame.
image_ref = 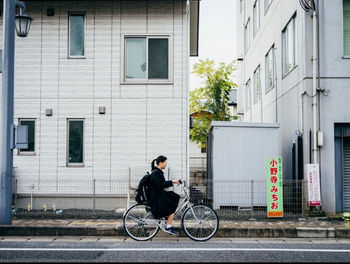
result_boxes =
[124,180,219,241]
[138,181,198,229]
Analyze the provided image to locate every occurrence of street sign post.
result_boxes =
[305,164,321,206]
[267,157,284,218]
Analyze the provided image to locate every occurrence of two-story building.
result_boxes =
[0,0,200,210]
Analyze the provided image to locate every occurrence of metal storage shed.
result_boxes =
[206,121,280,209]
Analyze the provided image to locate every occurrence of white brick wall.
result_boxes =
[0,0,189,196]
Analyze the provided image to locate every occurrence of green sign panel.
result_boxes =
[266,157,283,217]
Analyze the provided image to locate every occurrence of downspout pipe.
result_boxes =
[316,0,322,187]
[312,9,318,165]
[299,0,319,164]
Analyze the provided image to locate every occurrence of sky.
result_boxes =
[190,0,238,91]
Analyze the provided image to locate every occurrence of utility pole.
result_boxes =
[0,0,16,225]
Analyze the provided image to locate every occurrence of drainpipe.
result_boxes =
[274,47,278,123]
[316,0,322,187]
[312,9,318,165]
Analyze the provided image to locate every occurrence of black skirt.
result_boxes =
[150,190,180,219]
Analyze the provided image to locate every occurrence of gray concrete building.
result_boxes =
[236,0,350,213]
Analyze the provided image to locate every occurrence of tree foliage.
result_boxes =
[190,59,238,147]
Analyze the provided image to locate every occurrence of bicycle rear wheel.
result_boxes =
[123,204,159,241]
[181,205,219,242]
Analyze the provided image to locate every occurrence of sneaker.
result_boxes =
[164,226,177,236]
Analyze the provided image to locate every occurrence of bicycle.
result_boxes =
[123,180,219,242]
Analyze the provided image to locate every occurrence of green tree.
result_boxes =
[190,59,238,148]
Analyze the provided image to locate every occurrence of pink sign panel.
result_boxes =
[305,164,321,206]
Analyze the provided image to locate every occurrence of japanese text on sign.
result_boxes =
[267,157,284,218]
[305,164,321,206]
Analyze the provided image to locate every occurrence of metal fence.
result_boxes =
[190,179,308,220]
[189,157,206,172]
[12,178,309,220]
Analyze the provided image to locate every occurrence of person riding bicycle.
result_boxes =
[149,155,180,235]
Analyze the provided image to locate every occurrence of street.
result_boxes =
[0,237,350,263]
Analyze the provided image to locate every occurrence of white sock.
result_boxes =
[166,224,172,229]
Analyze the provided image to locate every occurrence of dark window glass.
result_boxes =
[69,14,85,56]
[344,0,350,55]
[148,38,169,79]
[68,120,84,164]
[19,120,35,152]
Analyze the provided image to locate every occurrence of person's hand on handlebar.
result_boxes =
[172,179,183,185]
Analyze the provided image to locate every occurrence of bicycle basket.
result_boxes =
[189,186,205,203]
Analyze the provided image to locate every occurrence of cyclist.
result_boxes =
[149,155,180,235]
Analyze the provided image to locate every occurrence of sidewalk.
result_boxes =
[1,218,349,239]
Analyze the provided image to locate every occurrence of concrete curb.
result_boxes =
[1,226,349,238]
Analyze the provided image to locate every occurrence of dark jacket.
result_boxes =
[149,167,180,219]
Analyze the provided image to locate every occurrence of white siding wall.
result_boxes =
[0,0,189,197]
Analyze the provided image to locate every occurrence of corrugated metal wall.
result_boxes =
[208,123,279,208]
[343,138,350,211]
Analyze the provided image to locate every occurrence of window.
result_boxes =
[244,19,250,53]
[123,36,171,83]
[67,119,84,166]
[253,0,260,36]
[264,0,272,14]
[344,0,350,55]
[253,66,261,103]
[245,79,251,111]
[69,13,85,57]
[282,15,296,77]
[18,119,35,154]
[265,45,275,93]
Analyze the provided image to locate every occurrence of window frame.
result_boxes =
[244,18,251,53]
[253,0,260,36]
[66,118,85,167]
[253,65,261,104]
[121,34,173,85]
[18,118,36,156]
[245,79,251,111]
[282,14,297,78]
[343,0,350,56]
[264,0,273,14]
[265,45,276,94]
[240,0,243,13]
[68,12,86,59]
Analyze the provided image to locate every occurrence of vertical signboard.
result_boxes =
[305,164,321,206]
[267,157,283,217]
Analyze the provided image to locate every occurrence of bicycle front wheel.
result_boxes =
[123,204,159,241]
[181,205,219,242]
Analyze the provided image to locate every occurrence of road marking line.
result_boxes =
[0,248,350,253]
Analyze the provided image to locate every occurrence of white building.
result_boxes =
[0,0,200,210]
[236,0,350,214]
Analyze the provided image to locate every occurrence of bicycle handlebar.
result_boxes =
[177,179,187,188]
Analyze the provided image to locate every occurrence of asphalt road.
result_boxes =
[0,237,350,263]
